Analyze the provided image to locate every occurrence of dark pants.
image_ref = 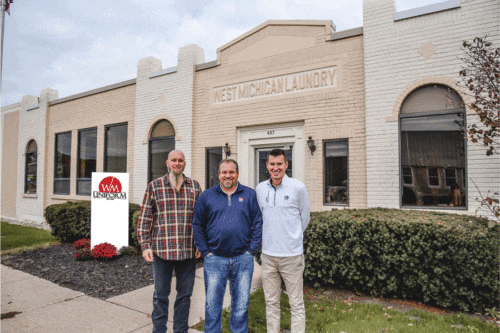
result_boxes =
[152,255,197,333]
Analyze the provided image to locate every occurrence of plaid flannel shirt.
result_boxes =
[137,175,202,260]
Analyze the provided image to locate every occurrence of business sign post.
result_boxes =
[91,173,129,250]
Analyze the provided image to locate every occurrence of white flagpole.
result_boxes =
[0,1,4,217]
[0,0,6,92]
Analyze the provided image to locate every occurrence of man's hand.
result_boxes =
[195,249,201,259]
[142,249,154,262]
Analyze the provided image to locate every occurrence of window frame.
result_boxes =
[399,108,468,209]
[402,166,414,187]
[323,138,349,207]
[205,147,223,189]
[445,168,458,188]
[25,140,38,194]
[54,131,72,195]
[426,167,441,188]
[104,122,128,173]
[77,127,97,196]
[148,135,175,183]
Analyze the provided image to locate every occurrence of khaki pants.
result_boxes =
[261,253,305,333]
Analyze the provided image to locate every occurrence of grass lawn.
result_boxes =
[1,222,59,252]
[192,288,498,332]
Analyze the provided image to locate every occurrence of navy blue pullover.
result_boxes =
[192,183,263,257]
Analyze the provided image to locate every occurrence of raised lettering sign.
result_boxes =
[213,66,337,105]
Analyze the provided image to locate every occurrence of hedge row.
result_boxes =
[304,208,499,312]
[44,201,141,249]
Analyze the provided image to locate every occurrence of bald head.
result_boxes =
[167,150,185,160]
[166,150,186,175]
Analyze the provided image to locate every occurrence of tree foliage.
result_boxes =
[459,36,499,221]
[459,36,499,155]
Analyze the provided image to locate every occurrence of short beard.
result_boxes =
[222,181,233,189]
[169,169,184,191]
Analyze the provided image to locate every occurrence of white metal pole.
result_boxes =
[0,0,6,92]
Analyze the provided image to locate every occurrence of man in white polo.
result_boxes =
[256,148,310,333]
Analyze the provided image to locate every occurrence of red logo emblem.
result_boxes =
[99,176,122,193]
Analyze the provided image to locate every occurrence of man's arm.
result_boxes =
[248,192,263,255]
[298,183,311,232]
[137,183,154,260]
[192,180,203,259]
[192,195,211,257]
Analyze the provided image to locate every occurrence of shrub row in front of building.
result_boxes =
[44,201,141,249]
[44,202,498,312]
[304,208,499,313]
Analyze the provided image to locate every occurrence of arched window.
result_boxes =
[25,140,38,194]
[400,84,466,208]
[149,120,175,182]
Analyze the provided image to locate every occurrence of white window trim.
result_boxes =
[427,167,441,188]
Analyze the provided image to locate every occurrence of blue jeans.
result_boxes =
[152,255,196,333]
[203,252,254,333]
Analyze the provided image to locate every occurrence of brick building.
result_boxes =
[1,0,498,227]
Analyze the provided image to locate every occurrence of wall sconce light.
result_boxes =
[223,143,231,158]
[307,136,316,155]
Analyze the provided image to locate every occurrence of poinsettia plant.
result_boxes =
[74,238,90,251]
[92,242,118,260]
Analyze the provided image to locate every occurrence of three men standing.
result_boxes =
[137,150,202,333]
[137,149,309,333]
[256,148,311,333]
[193,159,263,333]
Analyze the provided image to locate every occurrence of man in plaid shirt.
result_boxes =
[137,150,202,333]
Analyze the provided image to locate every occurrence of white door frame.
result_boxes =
[237,122,305,188]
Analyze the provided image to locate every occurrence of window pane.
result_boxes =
[77,179,92,196]
[25,151,37,193]
[77,129,97,195]
[77,129,96,195]
[445,168,457,187]
[149,138,175,182]
[402,166,412,185]
[206,148,223,189]
[54,132,71,194]
[324,140,348,205]
[54,179,70,194]
[401,113,465,207]
[105,124,127,172]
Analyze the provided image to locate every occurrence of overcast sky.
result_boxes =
[1,0,445,107]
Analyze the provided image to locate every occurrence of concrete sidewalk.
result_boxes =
[1,262,262,332]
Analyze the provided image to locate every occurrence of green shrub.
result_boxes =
[303,208,499,313]
[44,201,141,245]
[131,210,141,251]
[119,245,139,256]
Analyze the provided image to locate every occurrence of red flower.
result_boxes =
[92,243,117,260]
[74,238,90,250]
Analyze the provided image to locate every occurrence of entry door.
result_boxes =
[255,146,293,186]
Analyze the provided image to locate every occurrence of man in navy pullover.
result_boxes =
[193,159,262,333]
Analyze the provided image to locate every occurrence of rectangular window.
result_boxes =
[149,138,175,183]
[105,123,128,173]
[324,139,348,205]
[402,166,413,186]
[427,167,440,187]
[445,168,457,187]
[54,132,72,194]
[400,112,466,207]
[25,152,37,193]
[77,128,97,195]
[206,147,223,189]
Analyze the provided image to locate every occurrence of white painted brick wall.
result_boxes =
[363,0,500,216]
[133,44,205,204]
[16,90,58,226]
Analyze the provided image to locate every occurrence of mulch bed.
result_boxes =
[1,243,156,299]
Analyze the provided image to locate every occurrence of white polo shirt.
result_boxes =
[256,175,310,257]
